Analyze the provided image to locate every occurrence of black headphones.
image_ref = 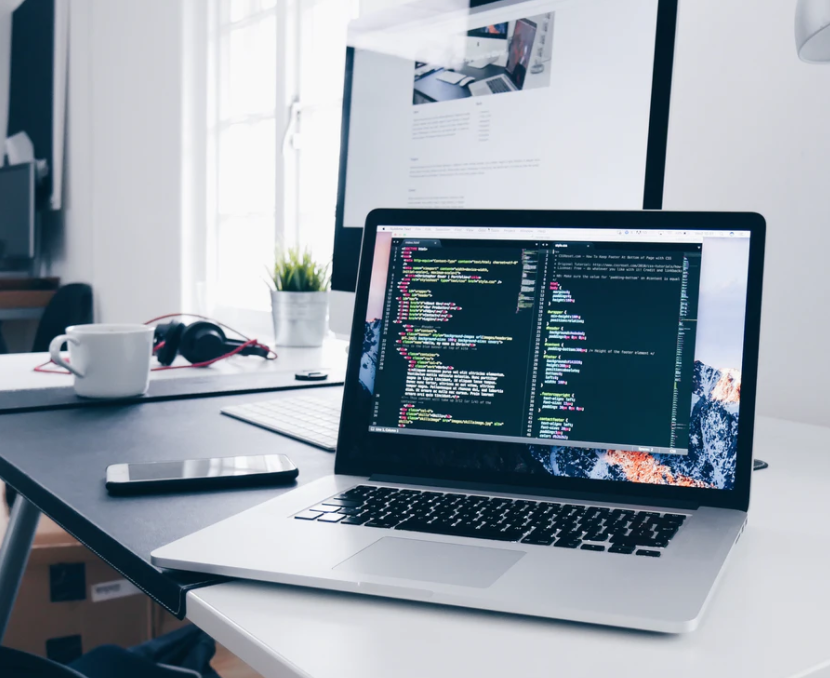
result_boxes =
[153,320,271,366]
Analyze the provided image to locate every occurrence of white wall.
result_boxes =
[53,0,184,324]
[664,0,830,427]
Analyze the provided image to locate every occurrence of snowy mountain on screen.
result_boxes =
[529,361,741,490]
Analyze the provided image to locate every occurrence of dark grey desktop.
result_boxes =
[0,162,36,263]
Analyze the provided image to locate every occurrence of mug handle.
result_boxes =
[49,334,84,378]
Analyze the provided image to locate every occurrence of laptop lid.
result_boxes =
[337,209,765,512]
[505,18,537,89]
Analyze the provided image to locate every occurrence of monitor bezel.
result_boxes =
[331,0,680,293]
[336,208,765,513]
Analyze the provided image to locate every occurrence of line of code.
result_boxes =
[371,238,701,454]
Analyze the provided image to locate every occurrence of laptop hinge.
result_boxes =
[369,474,701,511]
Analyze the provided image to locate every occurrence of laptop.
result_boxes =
[469,18,537,96]
[152,208,766,633]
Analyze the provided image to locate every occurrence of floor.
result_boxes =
[213,644,265,678]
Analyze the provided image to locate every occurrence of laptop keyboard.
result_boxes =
[295,485,687,556]
[487,78,512,94]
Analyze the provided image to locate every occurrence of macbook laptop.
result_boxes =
[469,18,537,96]
[152,208,765,633]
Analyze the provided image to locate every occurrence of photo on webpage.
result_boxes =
[412,13,554,106]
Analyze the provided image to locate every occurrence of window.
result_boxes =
[208,0,360,316]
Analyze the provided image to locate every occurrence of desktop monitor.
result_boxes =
[330,0,679,337]
[0,162,36,268]
[466,22,509,68]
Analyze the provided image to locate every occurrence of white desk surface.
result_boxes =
[187,416,830,678]
[0,339,349,391]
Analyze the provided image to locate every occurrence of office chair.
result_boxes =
[0,646,88,678]
[0,624,215,678]
[3,285,93,510]
[31,283,94,353]
[0,645,203,678]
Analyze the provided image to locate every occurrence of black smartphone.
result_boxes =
[105,454,298,495]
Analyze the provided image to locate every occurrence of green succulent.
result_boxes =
[271,247,331,292]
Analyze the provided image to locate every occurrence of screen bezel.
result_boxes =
[331,0,680,293]
[335,208,766,513]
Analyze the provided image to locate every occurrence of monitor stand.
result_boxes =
[329,290,355,341]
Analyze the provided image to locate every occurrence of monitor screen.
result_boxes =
[467,22,509,39]
[332,0,677,293]
[0,163,35,260]
[504,18,536,88]
[350,221,752,493]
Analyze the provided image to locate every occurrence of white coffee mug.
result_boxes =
[49,324,155,398]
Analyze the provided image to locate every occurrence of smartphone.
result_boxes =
[105,454,298,495]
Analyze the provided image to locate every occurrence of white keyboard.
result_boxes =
[221,391,342,451]
[436,70,466,84]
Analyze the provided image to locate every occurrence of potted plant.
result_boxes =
[268,248,331,347]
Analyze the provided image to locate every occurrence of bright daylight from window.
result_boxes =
[211,0,361,312]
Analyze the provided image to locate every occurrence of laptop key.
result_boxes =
[310,504,341,513]
[581,544,605,552]
[521,532,556,546]
[317,513,346,523]
[322,499,361,508]
[365,518,399,528]
[664,513,686,522]
[294,511,324,521]
[341,515,371,525]
[636,550,661,557]
[553,539,581,549]
[608,544,636,554]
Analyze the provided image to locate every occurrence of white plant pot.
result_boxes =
[271,290,329,347]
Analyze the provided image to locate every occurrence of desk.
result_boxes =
[4,347,830,677]
[184,416,830,678]
[413,64,503,104]
[0,342,348,633]
[0,341,348,392]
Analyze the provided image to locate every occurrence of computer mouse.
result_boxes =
[459,76,476,87]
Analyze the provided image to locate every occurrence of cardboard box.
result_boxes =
[1,483,153,663]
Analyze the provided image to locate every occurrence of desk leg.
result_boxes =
[0,496,40,642]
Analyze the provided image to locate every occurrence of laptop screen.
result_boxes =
[352,222,753,493]
[505,18,537,89]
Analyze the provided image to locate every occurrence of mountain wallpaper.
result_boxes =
[528,361,740,490]
[360,320,740,490]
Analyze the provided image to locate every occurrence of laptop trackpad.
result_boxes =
[333,537,524,588]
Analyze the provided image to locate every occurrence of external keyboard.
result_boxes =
[296,485,687,556]
[487,78,512,94]
[221,392,342,451]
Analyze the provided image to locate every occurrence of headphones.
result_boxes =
[153,320,272,367]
